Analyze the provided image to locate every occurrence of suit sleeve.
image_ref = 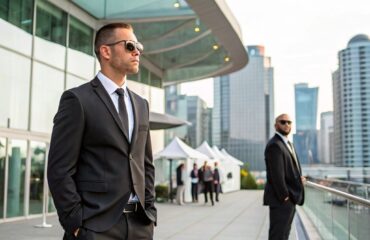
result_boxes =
[143,100,157,223]
[266,143,289,202]
[47,90,84,233]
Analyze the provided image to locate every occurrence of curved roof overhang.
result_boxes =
[70,0,248,86]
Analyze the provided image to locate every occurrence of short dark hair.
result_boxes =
[94,22,133,61]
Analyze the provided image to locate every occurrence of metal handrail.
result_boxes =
[306,181,370,207]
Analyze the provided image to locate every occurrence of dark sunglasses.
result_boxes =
[105,40,144,53]
[279,120,292,125]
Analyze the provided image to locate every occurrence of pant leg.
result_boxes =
[176,185,184,205]
[268,202,296,240]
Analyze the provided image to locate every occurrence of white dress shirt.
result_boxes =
[97,72,138,202]
[97,71,134,142]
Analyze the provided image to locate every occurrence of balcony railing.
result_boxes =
[303,181,370,240]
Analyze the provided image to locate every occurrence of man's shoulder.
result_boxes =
[128,88,147,103]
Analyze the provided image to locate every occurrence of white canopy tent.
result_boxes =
[154,137,210,202]
[212,146,242,192]
[221,148,244,166]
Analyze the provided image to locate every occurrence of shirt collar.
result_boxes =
[97,71,128,95]
[276,131,289,144]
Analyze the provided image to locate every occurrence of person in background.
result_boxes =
[190,163,199,202]
[176,163,185,205]
[213,162,221,202]
[263,113,305,240]
[203,164,214,206]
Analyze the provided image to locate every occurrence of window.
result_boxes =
[69,16,93,55]
[0,0,33,33]
[36,0,67,45]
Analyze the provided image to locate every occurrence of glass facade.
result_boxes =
[333,35,370,168]
[0,0,33,33]
[0,137,5,218]
[213,46,274,171]
[36,0,67,46]
[69,16,93,55]
[29,141,46,215]
[6,139,27,218]
[293,83,319,164]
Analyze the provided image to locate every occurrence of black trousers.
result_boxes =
[64,206,153,240]
[203,181,214,204]
[191,183,198,201]
[268,201,296,240]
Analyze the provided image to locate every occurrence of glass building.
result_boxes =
[213,46,274,171]
[164,87,210,148]
[333,34,370,168]
[293,83,319,165]
[0,0,247,221]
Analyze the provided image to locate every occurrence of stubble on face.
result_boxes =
[275,114,292,136]
[110,28,140,76]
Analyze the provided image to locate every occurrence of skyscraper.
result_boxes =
[213,46,274,170]
[333,34,370,167]
[319,111,334,164]
[165,86,210,148]
[293,83,319,165]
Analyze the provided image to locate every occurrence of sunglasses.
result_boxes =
[105,40,144,53]
[279,120,292,125]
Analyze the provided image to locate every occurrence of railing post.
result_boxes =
[347,199,350,240]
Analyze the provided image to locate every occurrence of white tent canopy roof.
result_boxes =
[212,146,228,161]
[154,137,209,160]
[221,149,244,166]
[196,141,218,159]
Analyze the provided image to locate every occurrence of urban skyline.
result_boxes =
[181,0,370,131]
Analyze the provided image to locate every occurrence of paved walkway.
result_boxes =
[0,190,299,240]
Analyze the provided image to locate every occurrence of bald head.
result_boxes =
[275,113,292,136]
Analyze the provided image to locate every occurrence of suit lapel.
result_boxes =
[91,78,129,142]
[275,134,301,174]
[127,88,139,146]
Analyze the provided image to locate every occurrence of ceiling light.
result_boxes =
[174,1,180,8]
[224,56,230,62]
[213,44,219,50]
[194,18,200,32]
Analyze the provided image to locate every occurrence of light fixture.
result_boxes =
[173,1,180,8]
[224,56,230,62]
[194,18,200,32]
[213,44,219,50]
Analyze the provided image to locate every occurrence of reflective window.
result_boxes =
[0,0,33,33]
[36,0,67,45]
[29,141,46,215]
[0,138,6,219]
[7,139,27,218]
[0,48,30,129]
[69,16,93,55]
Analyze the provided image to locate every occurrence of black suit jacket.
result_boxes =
[47,77,156,234]
[263,134,304,206]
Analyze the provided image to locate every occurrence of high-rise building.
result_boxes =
[293,83,319,165]
[165,86,210,148]
[0,0,247,221]
[319,111,334,164]
[333,34,370,167]
[213,46,274,170]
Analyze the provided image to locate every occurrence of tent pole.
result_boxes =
[169,159,173,203]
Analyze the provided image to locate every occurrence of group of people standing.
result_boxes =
[176,161,221,206]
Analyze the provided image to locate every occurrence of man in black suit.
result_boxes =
[263,114,305,240]
[213,162,221,202]
[47,23,156,240]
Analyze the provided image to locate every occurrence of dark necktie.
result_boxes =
[288,141,300,170]
[115,88,129,135]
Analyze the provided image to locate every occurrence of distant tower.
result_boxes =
[213,46,274,170]
[333,34,370,167]
[293,83,319,165]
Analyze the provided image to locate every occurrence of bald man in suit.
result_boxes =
[263,114,305,240]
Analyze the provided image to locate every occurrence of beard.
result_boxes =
[277,128,290,136]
